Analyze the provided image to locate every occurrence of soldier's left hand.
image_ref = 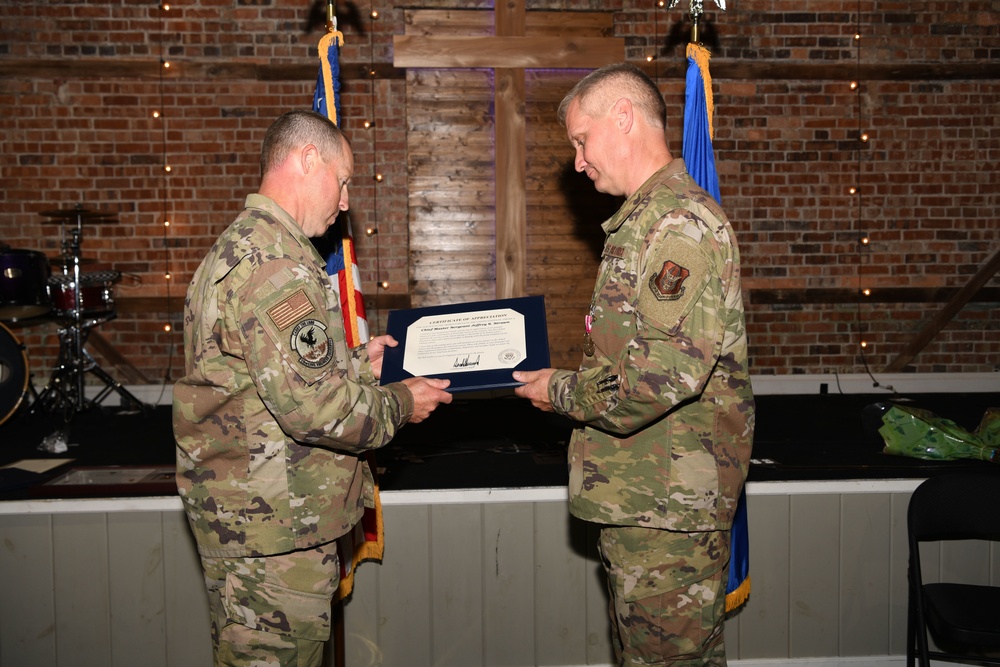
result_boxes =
[367,335,398,379]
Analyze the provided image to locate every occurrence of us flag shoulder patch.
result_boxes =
[267,289,315,330]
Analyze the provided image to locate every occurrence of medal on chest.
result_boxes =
[583,313,595,357]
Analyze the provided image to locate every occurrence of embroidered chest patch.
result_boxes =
[649,260,691,301]
[290,319,333,368]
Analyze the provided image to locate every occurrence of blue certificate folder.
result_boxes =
[379,295,550,393]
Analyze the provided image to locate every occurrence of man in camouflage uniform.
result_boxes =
[514,63,754,666]
[174,110,452,667]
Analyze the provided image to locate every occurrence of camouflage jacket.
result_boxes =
[549,160,755,532]
[174,194,414,558]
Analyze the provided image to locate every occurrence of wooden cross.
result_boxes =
[393,3,623,299]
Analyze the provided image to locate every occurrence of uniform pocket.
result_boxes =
[220,546,339,641]
[600,526,727,603]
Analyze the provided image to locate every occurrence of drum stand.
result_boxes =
[30,208,147,422]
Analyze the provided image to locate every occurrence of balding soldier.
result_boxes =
[174,110,452,666]
[514,63,754,666]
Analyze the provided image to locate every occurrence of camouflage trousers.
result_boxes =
[200,542,340,667]
[599,526,730,667]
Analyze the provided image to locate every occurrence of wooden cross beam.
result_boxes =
[393,4,624,299]
[884,245,1000,372]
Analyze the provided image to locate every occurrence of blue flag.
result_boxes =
[682,42,750,613]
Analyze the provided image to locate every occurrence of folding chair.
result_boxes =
[906,471,1000,667]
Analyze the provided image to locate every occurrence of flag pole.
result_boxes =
[324,8,348,665]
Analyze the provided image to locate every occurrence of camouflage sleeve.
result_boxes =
[234,257,414,452]
[349,344,375,383]
[550,218,724,433]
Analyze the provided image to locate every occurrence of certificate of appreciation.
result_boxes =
[379,295,550,392]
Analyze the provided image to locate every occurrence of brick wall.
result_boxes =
[0,0,997,393]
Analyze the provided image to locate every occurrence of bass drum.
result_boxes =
[0,321,29,426]
[0,248,52,322]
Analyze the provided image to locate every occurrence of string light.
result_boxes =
[851,0,880,382]
[364,0,385,335]
[157,0,176,376]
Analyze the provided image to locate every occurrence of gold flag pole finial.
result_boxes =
[326,0,337,33]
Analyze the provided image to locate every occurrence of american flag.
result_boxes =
[312,7,381,603]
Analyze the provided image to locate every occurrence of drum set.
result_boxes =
[0,205,146,426]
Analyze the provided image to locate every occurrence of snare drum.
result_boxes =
[0,248,52,322]
[47,270,120,320]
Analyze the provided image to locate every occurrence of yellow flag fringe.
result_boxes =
[686,42,715,140]
[318,30,345,126]
[725,575,751,613]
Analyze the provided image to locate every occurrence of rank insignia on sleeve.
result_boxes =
[649,260,691,301]
[268,289,315,331]
[290,319,333,368]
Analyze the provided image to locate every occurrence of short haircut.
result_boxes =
[260,110,351,177]
[557,62,666,130]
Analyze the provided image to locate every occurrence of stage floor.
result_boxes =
[1,391,997,499]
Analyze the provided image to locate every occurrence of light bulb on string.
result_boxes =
[375,173,383,182]
[366,227,377,236]
[152,110,161,118]
[379,281,389,290]
[164,323,172,332]
[370,10,379,19]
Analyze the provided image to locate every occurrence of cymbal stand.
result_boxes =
[31,207,147,421]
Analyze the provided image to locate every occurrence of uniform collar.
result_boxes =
[244,194,312,245]
[601,158,687,235]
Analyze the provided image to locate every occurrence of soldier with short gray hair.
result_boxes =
[174,109,452,666]
[515,63,754,666]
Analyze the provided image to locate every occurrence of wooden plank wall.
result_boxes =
[4,488,999,666]
[404,10,619,370]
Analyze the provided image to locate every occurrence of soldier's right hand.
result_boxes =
[401,377,453,423]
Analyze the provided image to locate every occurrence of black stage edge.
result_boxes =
[1,392,998,500]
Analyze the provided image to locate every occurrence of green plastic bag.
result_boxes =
[879,404,1000,463]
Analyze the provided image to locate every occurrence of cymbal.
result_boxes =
[39,208,118,222]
